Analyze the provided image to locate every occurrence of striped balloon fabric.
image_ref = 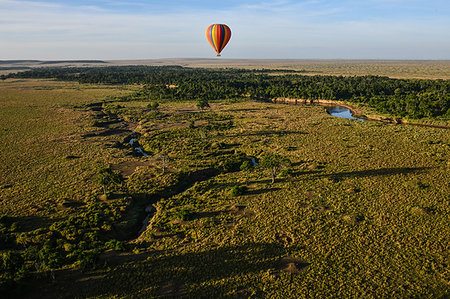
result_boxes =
[205,24,232,56]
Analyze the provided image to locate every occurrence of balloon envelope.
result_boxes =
[206,24,231,56]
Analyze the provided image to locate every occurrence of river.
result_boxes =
[325,106,366,121]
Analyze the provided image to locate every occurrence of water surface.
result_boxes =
[325,106,366,121]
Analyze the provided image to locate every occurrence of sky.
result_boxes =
[1,0,449,60]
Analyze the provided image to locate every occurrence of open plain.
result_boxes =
[0,62,449,297]
[2,59,450,79]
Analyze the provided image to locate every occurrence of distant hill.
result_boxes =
[0,67,31,70]
[0,60,106,65]
[0,60,41,65]
[0,60,109,74]
[39,60,107,64]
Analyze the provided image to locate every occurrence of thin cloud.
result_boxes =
[0,0,62,9]
[0,0,449,59]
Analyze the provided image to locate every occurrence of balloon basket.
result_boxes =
[216,54,221,57]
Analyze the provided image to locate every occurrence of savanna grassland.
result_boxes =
[2,59,450,79]
[165,59,450,79]
[0,79,137,216]
[0,67,449,298]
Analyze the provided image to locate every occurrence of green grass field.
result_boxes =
[0,80,135,217]
[1,79,449,298]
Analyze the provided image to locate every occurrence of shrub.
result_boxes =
[240,160,253,172]
[175,209,193,221]
[38,245,65,270]
[75,250,99,271]
[280,167,293,177]
[104,239,126,251]
[147,102,159,110]
[0,251,28,290]
[197,98,210,110]
[231,185,248,196]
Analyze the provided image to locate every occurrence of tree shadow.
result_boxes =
[291,161,308,167]
[30,242,294,298]
[12,215,61,233]
[223,107,268,113]
[248,170,320,184]
[92,119,121,128]
[96,128,132,137]
[245,187,282,195]
[178,168,220,190]
[228,130,308,138]
[220,142,241,150]
[81,128,131,138]
[316,167,430,181]
[204,181,281,196]
[291,170,322,177]
[191,211,223,219]
[247,178,274,185]
[64,155,81,160]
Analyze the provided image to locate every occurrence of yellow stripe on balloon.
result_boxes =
[212,24,219,54]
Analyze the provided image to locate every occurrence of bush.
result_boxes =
[240,160,253,171]
[231,185,248,196]
[147,102,159,110]
[104,239,126,251]
[216,156,246,172]
[197,99,210,110]
[175,209,193,221]
[38,245,65,270]
[280,167,293,177]
[74,250,99,271]
[0,251,28,291]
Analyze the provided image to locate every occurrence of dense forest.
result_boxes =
[4,66,450,119]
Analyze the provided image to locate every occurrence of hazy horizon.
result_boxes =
[1,0,450,60]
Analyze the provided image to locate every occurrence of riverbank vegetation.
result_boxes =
[0,73,449,297]
[4,66,450,122]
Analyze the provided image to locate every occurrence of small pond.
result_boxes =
[325,106,366,121]
[129,137,148,157]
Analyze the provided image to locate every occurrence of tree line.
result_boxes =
[4,66,449,119]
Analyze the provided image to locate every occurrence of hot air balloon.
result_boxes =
[206,24,231,57]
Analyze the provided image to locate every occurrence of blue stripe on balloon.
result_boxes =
[219,24,225,51]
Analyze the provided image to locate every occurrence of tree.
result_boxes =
[197,98,210,110]
[94,167,123,196]
[147,102,159,110]
[0,251,26,285]
[156,151,169,174]
[259,153,290,183]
